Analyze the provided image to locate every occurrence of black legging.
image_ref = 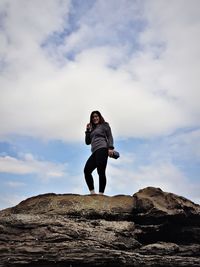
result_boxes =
[84,148,108,193]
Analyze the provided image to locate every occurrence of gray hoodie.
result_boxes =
[85,122,114,153]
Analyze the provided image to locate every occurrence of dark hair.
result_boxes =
[90,110,105,128]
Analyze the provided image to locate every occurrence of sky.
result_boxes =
[0,0,200,210]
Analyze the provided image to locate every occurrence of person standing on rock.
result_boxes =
[84,110,115,195]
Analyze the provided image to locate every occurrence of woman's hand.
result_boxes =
[108,149,114,157]
[86,123,91,131]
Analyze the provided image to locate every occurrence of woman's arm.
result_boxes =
[85,123,91,145]
[104,123,114,150]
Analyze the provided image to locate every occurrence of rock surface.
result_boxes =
[0,187,200,267]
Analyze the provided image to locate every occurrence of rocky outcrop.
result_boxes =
[0,187,199,267]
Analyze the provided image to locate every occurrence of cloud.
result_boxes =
[5,181,26,188]
[107,152,200,204]
[0,0,199,143]
[0,153,68,179]
[0,193,28,210]
[167,129,200,162]
[139,0,200,117]
[59,0,143,54]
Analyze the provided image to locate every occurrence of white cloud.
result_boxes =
[138,0,200,117]
[5,181,26,188]
[0,193,28,210]
[0,0,199,142]
[0,153,68,179]
[106,151,200,204]
[168,129,200,162]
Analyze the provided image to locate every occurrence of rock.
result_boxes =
[132,187,200,222]
[138,242,180,255]
[0,187,199,267]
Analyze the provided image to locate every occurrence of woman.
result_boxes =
[84,111,114,195]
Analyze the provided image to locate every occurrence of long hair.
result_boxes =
[90,110,105,128]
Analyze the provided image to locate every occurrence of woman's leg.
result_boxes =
[84,153,96,193]
[95,148,108,194]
